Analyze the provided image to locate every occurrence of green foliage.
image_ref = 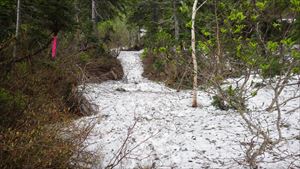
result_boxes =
[0,88,26,127]
[290,0,300,11]
[292,67,300,74]
[228,10,246,22]
[145,30,174,49]
[79,52,91,63]
[213,86,246,111]
[128,0,299,95]
[141,48,148,60]
[212,95,229,110]
[267,41,279,52]
[233,24,246,34]
[185,20,192,29]
[0,88,26,111]
[0,0,15,42]
[291,50,300,60]
[93,0,127,20]
[260,58,282,78]
[198,40,213,55]
[179,2,189,14]
[153,59,165,71]
[159,47,167,53]
[256,1,267,10]
[97,17,132,49]
[201,29,212,37]
[29,0,76,33]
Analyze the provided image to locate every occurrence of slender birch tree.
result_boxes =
[191,0,207,107]
[13,0,20,58]
[191,0,198,107]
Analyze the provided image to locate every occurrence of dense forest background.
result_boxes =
[0,0,299,168]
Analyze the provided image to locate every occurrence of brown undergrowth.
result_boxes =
[0,46,123,168]
[141,49,211,91]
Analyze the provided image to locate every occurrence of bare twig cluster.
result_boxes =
[106,118,161,169]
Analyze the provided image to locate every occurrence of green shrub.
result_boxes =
[145,30,174,49]
[79,52,91,63]
[260,58,282,78]
[141,48,148,60]
[212,86,246,111]
[97,17,131,49]
[153,59,164,71]
[159,47,167,53]
[0,88,27,128]
[212,95,229,110]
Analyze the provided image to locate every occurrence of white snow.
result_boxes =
[77,51,300,169]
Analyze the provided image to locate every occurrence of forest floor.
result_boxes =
[77,51,300,169]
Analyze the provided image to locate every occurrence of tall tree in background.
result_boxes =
[74,0,127,47]
[91,0,96,33]
[173,0,179,41]
[13,0,20,58]
[214,0,221,74]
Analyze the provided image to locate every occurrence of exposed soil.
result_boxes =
[85,57,124,83]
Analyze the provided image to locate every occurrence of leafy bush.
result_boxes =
[153,59,164,71]
[212,86,246,111]
[97,17,132,49]
[260,58,282,78]
[159,47,167,53]
[145,30,174,49]
[212,95,229,111]
[141,48,148,60]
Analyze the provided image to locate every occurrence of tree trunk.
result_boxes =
[215,0,221,74]
[13,0,21,58]
[173,0,179,41]
[151,1,159,33]
[137,26,140,46]
[191,0,198,107]
[75,0,80,49]
[91,0,97,32]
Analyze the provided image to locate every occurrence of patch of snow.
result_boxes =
[77,51,300,169]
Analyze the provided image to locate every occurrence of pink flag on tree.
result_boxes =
[51,35,58,59]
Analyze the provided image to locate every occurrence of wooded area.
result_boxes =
[0,0,299,168]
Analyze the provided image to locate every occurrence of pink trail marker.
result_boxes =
[51,35,58,59]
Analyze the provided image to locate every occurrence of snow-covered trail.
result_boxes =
[78,51,300,169]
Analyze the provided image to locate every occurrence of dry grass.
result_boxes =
[0,45,122,168]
